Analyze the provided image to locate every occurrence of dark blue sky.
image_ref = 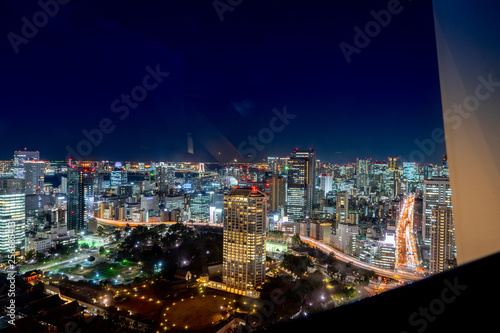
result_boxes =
[0,0,445,164]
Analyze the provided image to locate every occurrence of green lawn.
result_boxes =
[60,260,141,281]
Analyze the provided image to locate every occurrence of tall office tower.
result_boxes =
[371,162,388,186]
[67,168,95,232]
[24,161,45,195]
[0,178,25,262]
[336,191,349,224]
[110,170,128,188]
[189,192,212,222]
[430,204,455,274]
[423,177,452,246]
[286,148,315,222]
[13,150,39,179]
[267,157,279,174]
[319,173,333,198]
[356,158,371,188]
[156,165,171,192]
[60,177,67,194]
[403,162,418,182]
[268,174,286,211]
[388,157,399,170]
[222,188,266,297]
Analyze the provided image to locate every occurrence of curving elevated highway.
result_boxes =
[300,236,422,282]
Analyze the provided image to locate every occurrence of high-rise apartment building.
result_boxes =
[423,177,452,246]
[286,148,315,222]
[0,178,25,262]
[222,188,266,297]
[430,204,455,274]
[67,168,94,232]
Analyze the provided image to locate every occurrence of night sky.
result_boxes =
[0,0,444,164]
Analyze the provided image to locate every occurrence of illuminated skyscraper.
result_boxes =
[388,157,399,170]
[13,150,39,179]
[336,191,349,224]
[286,148,315,222]
[67,168,94,232]
[190,192,212,222]
[110,170,128,188]
[423,177,452,246]
[268,174,286,211]
[319,173,333,198]
[0,178,25,262]
[430,204,455,274]
[403,162,418,182]
[356,158,371,188]
[24,161,45,195]
[222,187,266,297]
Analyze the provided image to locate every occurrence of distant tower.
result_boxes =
[13,149,39,179]
[286,148,316,222]
[223,187,266,297]
[336,191,349,224]
[24,161,45,195]
[320,173,333,198]
[268,174,286,211]
[356,158,371,188]
[388,157,399,170]
[67,167,94,232]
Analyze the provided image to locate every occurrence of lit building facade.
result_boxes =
[13,150,39,179]
[0,178,25,262]
[24,161,45,195]
[423,177,452,246]
[430,204,455,274]
[336,191,349,224]
[222,188,266,297]
[286,148,315,222]
[356,158,371,188]
[190,192,212,222]
[269,174,286,211]
[319,173,333,198]
[110,170,127,188]
[67,168,94,232]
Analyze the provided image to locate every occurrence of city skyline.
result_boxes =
[3,0,499,331]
